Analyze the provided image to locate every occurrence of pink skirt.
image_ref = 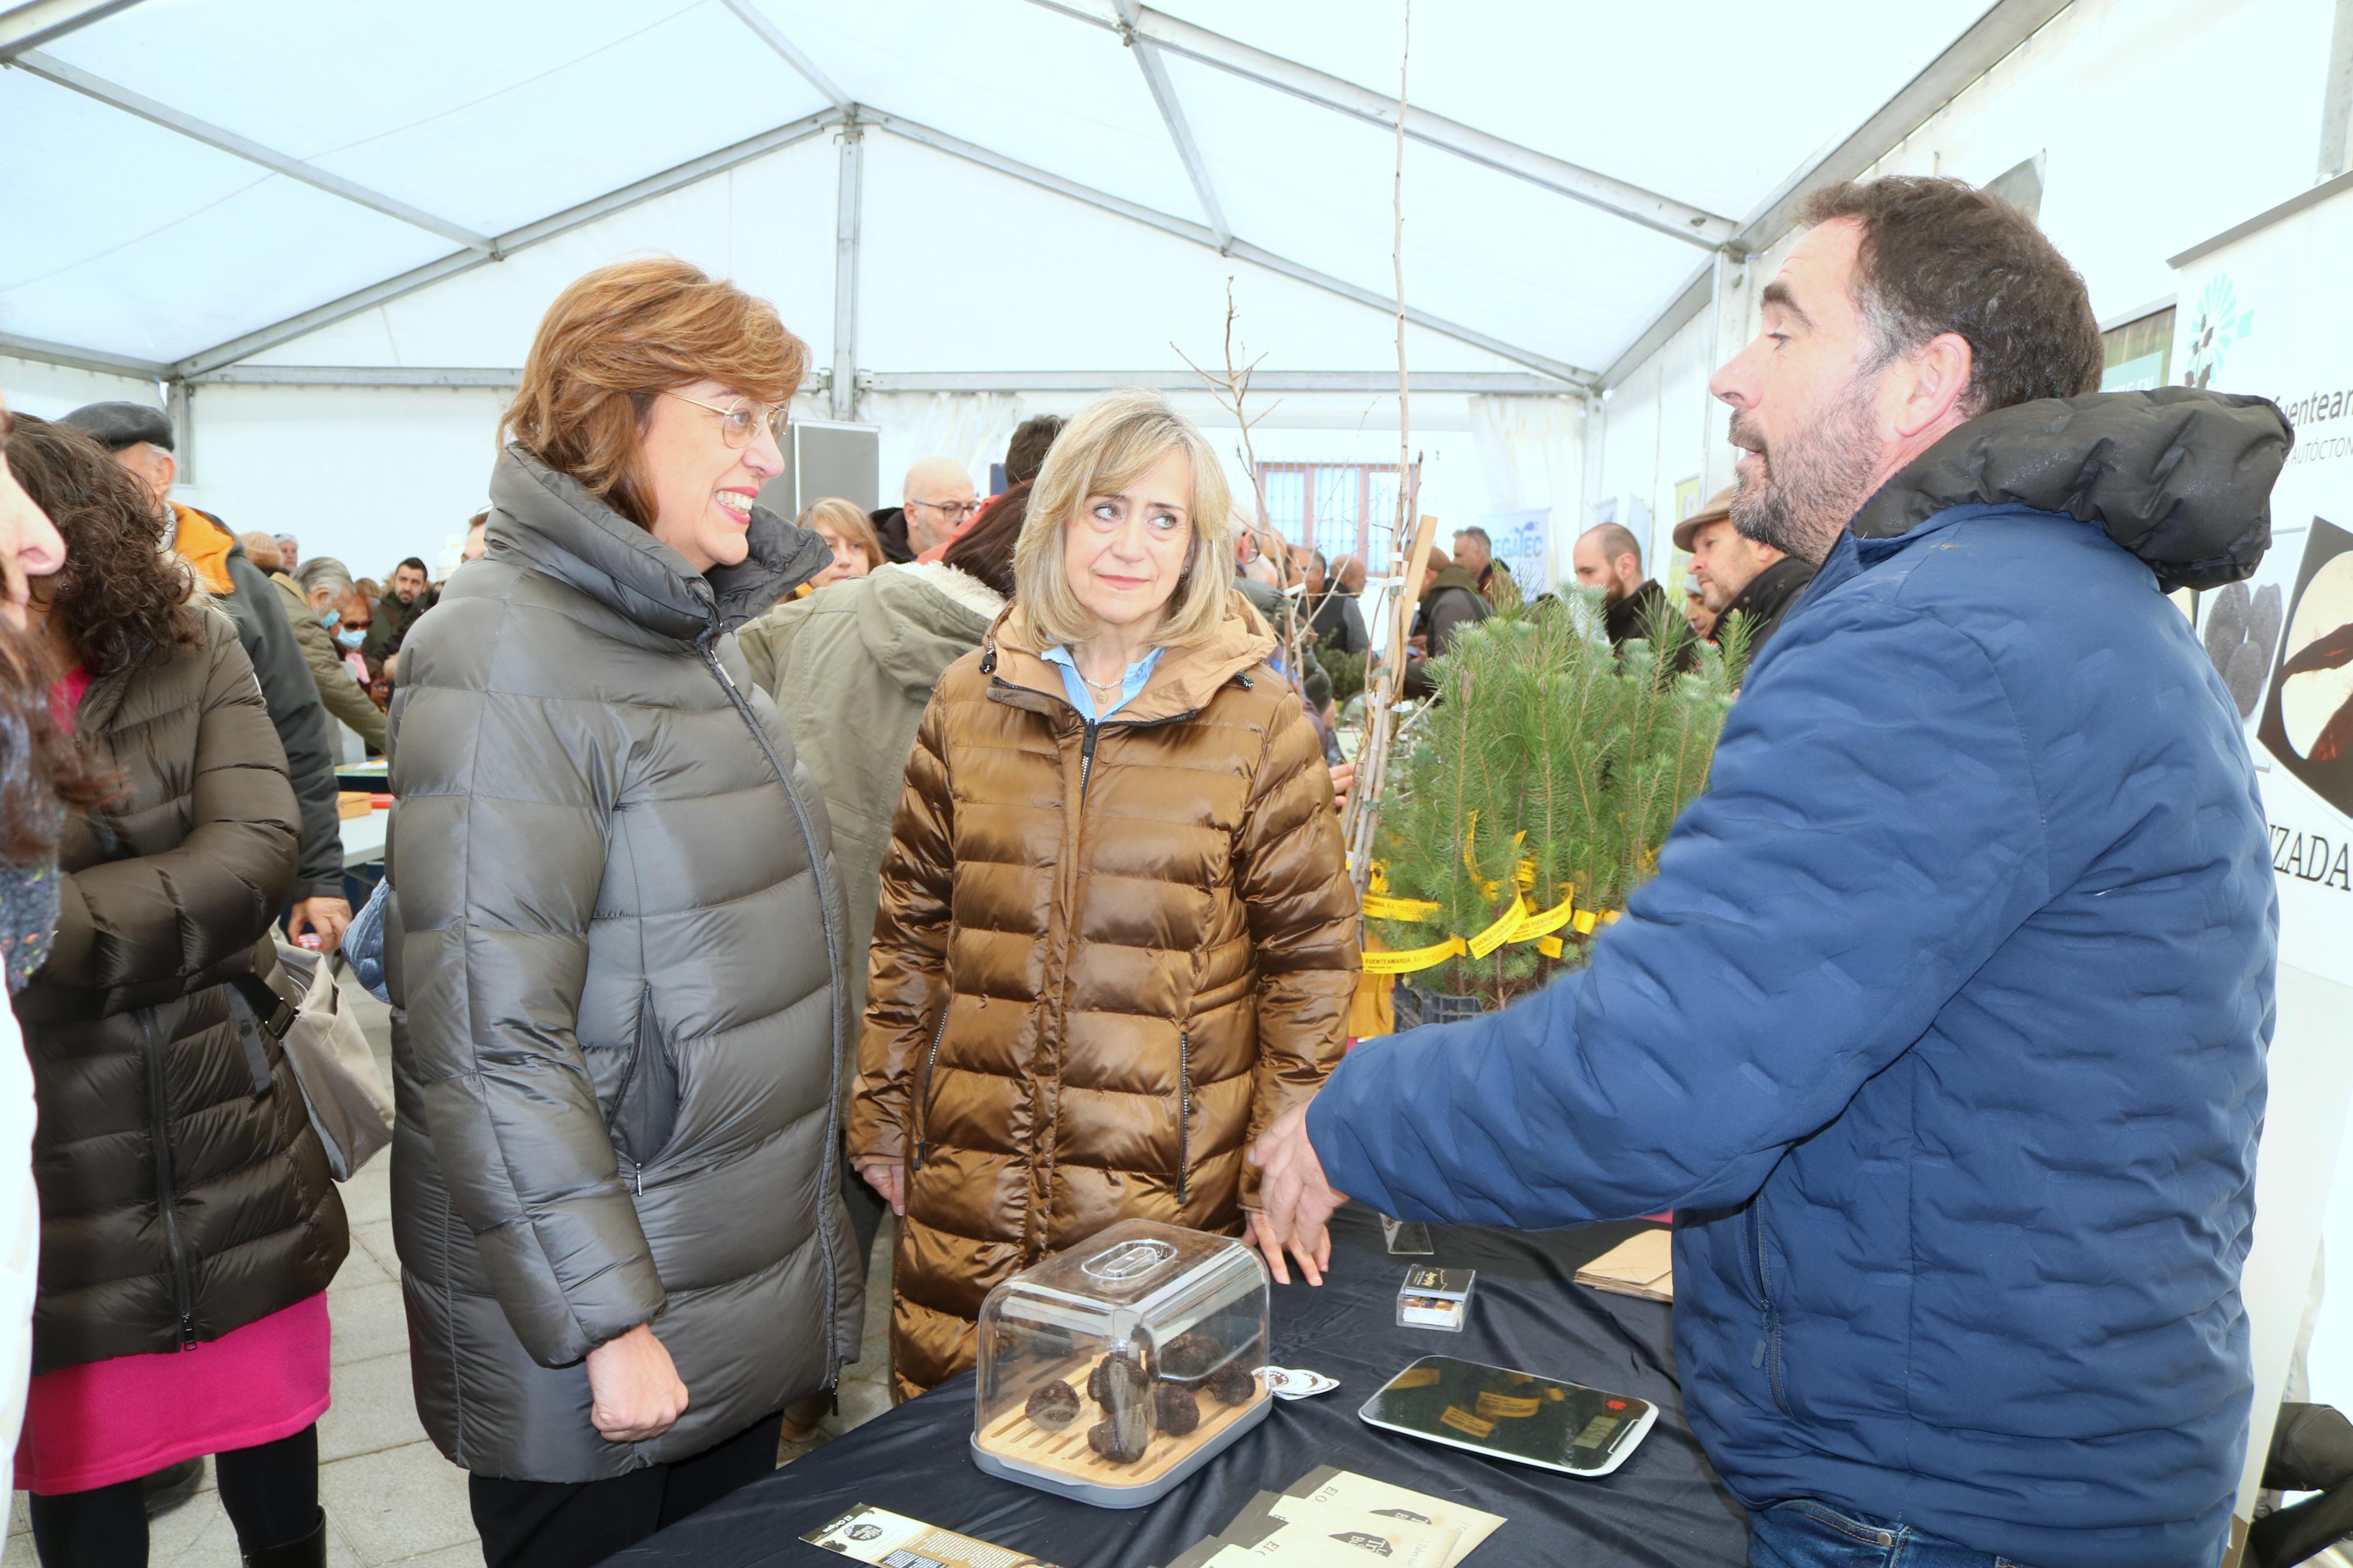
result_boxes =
[15,1293,332,1495]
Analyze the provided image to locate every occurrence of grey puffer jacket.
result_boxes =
[384,446,862,1482]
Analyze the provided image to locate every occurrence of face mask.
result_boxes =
[318,607,340,631]
[335,627,366,651]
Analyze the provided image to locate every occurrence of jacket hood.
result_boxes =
[487,444,830,642]
[1848,388,2292,592]
[1425,561,1485,602]
[987,589,1277,723]
[847,563,1002,701]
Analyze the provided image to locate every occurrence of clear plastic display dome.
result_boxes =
[971,1219,1272,1508]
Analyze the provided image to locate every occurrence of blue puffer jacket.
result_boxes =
[1311,390,2289,1568]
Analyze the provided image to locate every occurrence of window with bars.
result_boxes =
[1254,461,1419,573]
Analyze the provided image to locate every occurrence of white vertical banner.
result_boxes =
[1468,394,1584,595]
[2169,180,2353,1548]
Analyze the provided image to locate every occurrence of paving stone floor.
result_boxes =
[3,968,896,1568]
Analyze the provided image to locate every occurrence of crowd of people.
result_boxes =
[0,172,2293,1568]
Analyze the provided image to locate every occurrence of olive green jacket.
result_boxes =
[268,570,384,750]
[735,563,1002,1034]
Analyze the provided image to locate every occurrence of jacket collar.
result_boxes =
[485,444,829,645]
[1845,387,2292,592]
[1722,555,1815,622]
[1424,561,1484,601]
[983,590,1276,724]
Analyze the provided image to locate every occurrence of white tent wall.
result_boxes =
[0,355,158,426]
[1585,0,2338,581]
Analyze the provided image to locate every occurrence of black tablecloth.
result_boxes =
[608,1206,1748,1568]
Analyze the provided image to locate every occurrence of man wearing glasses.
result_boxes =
[872,457,979,563]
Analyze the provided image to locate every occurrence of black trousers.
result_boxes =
[29,1424,320,1568]
[467,1411,784,1568]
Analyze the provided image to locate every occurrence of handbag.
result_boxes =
[232,940,394,1182]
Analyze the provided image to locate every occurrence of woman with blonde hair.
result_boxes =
[850,387,1359,1400]
[385,257,860,1568]
[796,496,885,592]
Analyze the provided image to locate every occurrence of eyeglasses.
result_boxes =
[663,391,789,450]
[910,497,984,522]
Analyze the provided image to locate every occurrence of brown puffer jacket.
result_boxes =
[850,593,1358,1400]
[16,610,344,1372]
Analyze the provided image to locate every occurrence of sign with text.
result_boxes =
[2173,182,2353,1544]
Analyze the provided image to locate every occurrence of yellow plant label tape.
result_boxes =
[1511,891,1578,942]
[1362,893,1441,922]
[1466,896,1528,960]
[1571,908,1598,935]
[1537,936,1564,958]
[1360,937,1468,975]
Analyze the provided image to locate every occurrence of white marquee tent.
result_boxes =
[0,0,2069,574]
[15,0,2353,1546]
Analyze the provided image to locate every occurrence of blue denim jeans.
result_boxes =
[1748,1500,2042,1568]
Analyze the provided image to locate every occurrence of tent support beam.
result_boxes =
[179,365,1581,394]
[166,108,842,379]
[868,109,1593,388]
[717,0,849,108]
[1599,0,2071,390]
[0,330,166,379]
[1027,0,1732,250]
[11,49,494,250]
[168,378,193,483]
[831,116,864,419]
[1111,0,1230,250]
[0,0,147,61]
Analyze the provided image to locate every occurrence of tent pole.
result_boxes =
[831,116,865,422]
[167,379,192,485]
[1111,0,1231,251]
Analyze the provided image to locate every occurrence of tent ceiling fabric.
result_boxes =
[0,0,2006,385]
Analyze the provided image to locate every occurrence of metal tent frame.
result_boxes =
[0,0,2071,418]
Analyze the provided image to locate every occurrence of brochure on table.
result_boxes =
[2169,176,2353,1544]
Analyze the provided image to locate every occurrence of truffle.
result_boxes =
[1205,1363,1258,1406]
[1089,1349,1149,1408]
[1159,1330,1223,1381]
[1024,1379,1082,1432]
[1087,1395,1153,1466]
[1154,1382,1201,1437]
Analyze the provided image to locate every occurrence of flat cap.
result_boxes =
[59,401,173,453]
[1671,485,1735,553]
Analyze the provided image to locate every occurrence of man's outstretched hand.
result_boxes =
[1252,1100,1350,1263]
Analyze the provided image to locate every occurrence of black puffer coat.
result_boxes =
[17,610,344,1373]
[385,447,863,1483]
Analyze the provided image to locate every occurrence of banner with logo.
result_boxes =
[1476,507,1549,599]
[2171,186,2353,1546]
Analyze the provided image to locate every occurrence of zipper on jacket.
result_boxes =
[1747,1203,1788,1416]
[1079,720,1101,799]
[911,1008,949,1174]
[142,1013,198,1350]
[1175,1029,1191,1207]
[697,635,849,1384]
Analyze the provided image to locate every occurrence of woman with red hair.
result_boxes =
[386,258,861,1568]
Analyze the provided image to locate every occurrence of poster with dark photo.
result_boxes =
[2259,516,2353,819]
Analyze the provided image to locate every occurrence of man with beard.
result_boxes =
[1253,176,2284,1568]
[1674,486,1815,664]
[1571,521,1673,649]
[363,555,436,664]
